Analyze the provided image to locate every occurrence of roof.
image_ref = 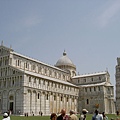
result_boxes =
[22,70,78,87]
[72,71,108,78]
[79,82,113,87]
[11,51,69,73]
[55,51,76,68]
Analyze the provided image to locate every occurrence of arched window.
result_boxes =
[34,78,36,83]
[12,80,14,85]
[94,87,96,91]
[87,99,89,104]
[85,88,87,92]
[54,95,56,101]
[18,60,20,66]
[67,97,69,102]
[29,77,31,82]
[38,93,39,99]
[98,86,100,91]
[46,94,48,100]
[61,96,63,101]
[90,87,91,92]
[39,79,41,84]
[72,98,74,102]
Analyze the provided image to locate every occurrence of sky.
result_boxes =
[0,0,120,94]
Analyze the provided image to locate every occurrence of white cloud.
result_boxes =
[97,1,120,28]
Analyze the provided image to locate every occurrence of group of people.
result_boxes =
[50,108,80,120]
[50,108,109,120]
[92,110,108,120]
[2,108,118,120]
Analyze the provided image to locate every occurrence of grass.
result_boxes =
[0,114,118,120]
[86,114,118,120]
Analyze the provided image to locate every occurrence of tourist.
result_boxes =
[116,111,120,120]
[41,111,43,116]
[2,113,8,120]
[50,113,57,120]
[7,112,10,120]
[92,110,103,120]
[80,109,88,120]
[116,111,119,116]
[26,112,28,117]
[69,110,78,120]
[57,109,69,120]
[102,112,108,120]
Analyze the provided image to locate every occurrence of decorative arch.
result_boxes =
[7,90,15,114]
[72,71,76,76]
[28,89,32,94]
[15,89,21,114]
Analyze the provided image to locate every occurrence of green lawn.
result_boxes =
[86,114,117,120]
[0,114,118,120]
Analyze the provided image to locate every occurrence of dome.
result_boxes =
[55,51,76,68]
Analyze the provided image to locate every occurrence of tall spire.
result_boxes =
[10,45,12,49]
[1,41,3,46]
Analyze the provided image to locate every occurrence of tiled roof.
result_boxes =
[22,70,78,87]
[79,82,113,87]
[72,71,107,78]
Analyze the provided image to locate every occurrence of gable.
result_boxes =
[0,45,13,57]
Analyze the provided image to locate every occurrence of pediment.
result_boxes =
[0,45,13,56]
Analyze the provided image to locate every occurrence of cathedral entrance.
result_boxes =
[9,102,13,112]
[9,95,14,113]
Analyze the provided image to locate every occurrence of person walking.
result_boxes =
[80,109,88,120]
[57,109,69,120]
[2,113,8,120]
[116,111,120,120]
[69,110,78,120]
[50,113,57,120]
[92,110,103,120]
[102,112,108,120]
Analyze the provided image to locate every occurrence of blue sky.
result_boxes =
[0,0,120,90]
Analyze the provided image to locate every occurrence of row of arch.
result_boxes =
[24,89,78,115]
[15,58,70,81]
[0,89,22,114]
[0,88,78,115]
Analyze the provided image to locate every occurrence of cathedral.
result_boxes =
[0,43,115,115]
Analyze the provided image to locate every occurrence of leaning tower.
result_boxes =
[115,57,120,112]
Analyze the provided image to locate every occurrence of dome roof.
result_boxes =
[55,51,76,68]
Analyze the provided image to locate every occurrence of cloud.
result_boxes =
[97,1,120,28]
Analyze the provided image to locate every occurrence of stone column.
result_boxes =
[53,93,57,113]
[41,91,45,115]
[56,93,59,114]
[49,92,53,113]
[45,91,50,114]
